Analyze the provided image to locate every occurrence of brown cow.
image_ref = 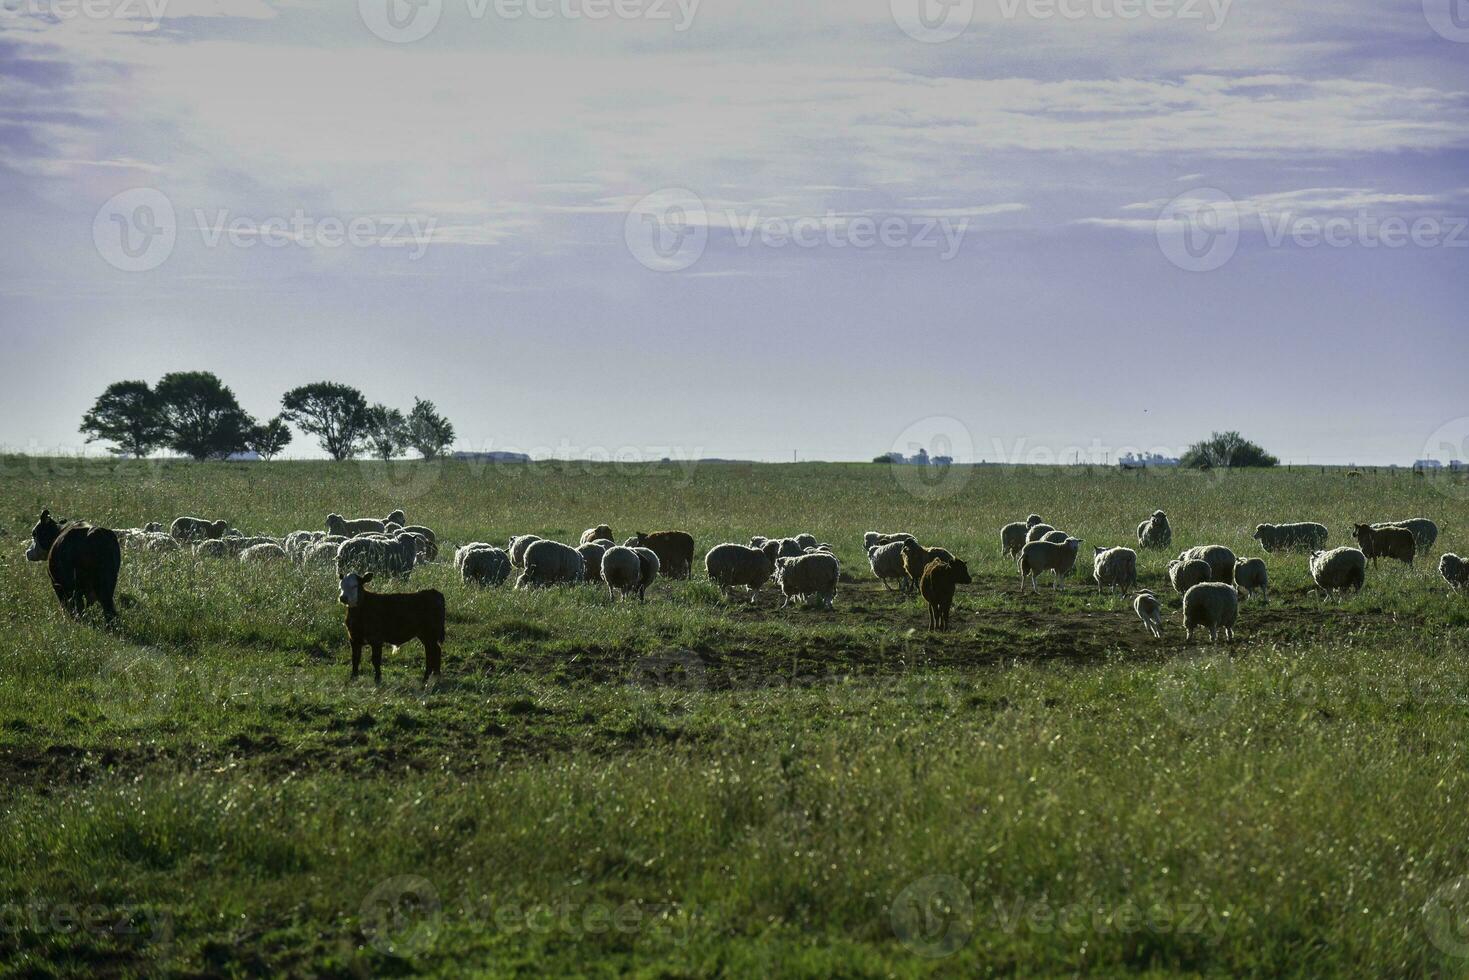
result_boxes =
[1353,523,1416,567]
[625,531,695,579]
[900,539,957,591]
[920,557,971,631]
[338,573,446,685]
[26,510,121,625]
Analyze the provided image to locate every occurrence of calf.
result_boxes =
[1353,523,1416,567]
[919,558,971,631]
[27,510,122,625]
[626,531,695,579]
[338,573,446,685]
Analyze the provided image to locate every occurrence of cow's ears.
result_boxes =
[39,509,49,519]
[360,572,374,585]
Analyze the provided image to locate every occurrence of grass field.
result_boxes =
[2,455,1469,978]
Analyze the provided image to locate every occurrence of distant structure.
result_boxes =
[454,451,531,463]
[227,451,261,462]
[1415,459,1465,472]
[1119,452,1180,468]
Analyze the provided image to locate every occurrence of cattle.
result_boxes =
[26,510,122,625]
[625,531,695,579]
[920,558,971,631]
[338,573,446,685]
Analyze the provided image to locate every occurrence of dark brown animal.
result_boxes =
[338,572,446,685]
[920,558,971,630]
[1353,523,1416,567]
[901,539,956,591]
[580,524,614,545]
[626,531,695,579]
[26,510,121,624]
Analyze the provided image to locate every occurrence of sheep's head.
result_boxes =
[1352,524,1372,543]
[1026,515,1042,527]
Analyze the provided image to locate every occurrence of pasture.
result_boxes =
[2,456,1468,977]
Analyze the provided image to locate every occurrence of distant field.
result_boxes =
[2,456,1468,978]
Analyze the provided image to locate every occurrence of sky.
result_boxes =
[1,0,1466,465]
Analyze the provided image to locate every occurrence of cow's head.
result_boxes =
[339,572,373,607]
[950,558,973,585]
[25,509,64,562]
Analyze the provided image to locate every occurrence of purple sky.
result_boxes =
[2,0,1466,465]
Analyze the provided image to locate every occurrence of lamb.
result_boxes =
[577,541,610,582]
[1182,582,1238,643]
[774,552,840,609]
[1019,537,1083,592]
[461,546,511,586]
[1373,518,1438,554]
[326,514,387,538]
[1233,557,1269,602]
[1310,547,1367,597]
[1025,524,1056,544]
[338,572,445,685]
[867,541,911,591]
[1000,517,1042,558]
[1092,546,1138,595]
[580,525,614,545]
[601,545,643,600]
[1133,590,1164,639]
[901,540,957,591]
[239,542,289,563]
[515,539,585,588]
[919,558,971,630]
[1136,511,1172,549]
[170,517,230,542]
[1168,558,1212,594]
[1439,554,1469,591]
[633,547,661,601]
[705,544,776,602]
[1251,522,1329,553]
[1353,524,1416,567]
[336,533,417,580]
[625,531,695,579]
[1179,545,1237,583]
[508,535,543,568]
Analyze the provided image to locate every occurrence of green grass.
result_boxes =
[2,456,1468,977]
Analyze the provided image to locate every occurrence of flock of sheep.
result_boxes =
[103,506,1469,642]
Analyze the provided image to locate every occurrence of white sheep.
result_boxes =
[1251,522,1328,552]
[461,547,511,586]
[705,544,776,602]
[337,534,416,579]
[384,509,407,527]
[1019,537,1082,592]
[326,514,387,538]
[1134,590,1163,639]
[515,540,584,589]
[1439,554,1468,592]
[239,542,289,563]
[1179,545,1237,583]
[508,535,543,568]
[284,530,324,560]
[1168,558,1211,595]
[601,545,643,599]
[454,543,495,572]
[1092,546,1138,595]
[1136,511,1172,549]
[142,533,182,553]
[1000,519,1041,558]
[1025,523,1056,545]
[774,552,839,609]
[633,547,661,601]
[1310,547,1367,598]
[867,541,910,592]
[1183,581,1238,643]
[577,541,610,582]
[1233,557,1269,602]
[170,516,229,542]
[302,540,343,566]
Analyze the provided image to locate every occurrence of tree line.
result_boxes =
[80,373,456,462]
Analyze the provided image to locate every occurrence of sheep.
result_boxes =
[396,526,439,562]
[143,533,182,553]
[1310,547,1367,598]
[508,534,543,568]
[453,543,494,572]
[142,522,163,534]
[581,525,614,546]
[625,531,695,579]
[864,530,916,550]
[999,519,1042,559]
[1168,558,1212,595]
[170,517,229,542]
[336,534,417,580]
[919,558,971,630]
[1025,524,1056,544]
[1439,554,1469,592]
[901,540,957,592]
[326,514,387,538]
[1019,537,1083,592]
[705,544,776,602]
[1353,523,1416,567]
[577,541,610,582]
[601,545,643,600]
[1233,557,1269,602]
[1134,590,1164,639]
[515,539,584,589]
[1251,522,1329,553]
[749,536,769,548]
[1136,511,1172,549]
[384,523,403,535]
[774,552,840,609]
[338,572,444,685]
[285,530,324,559]
[1041,529,1070,544]
[302,539,343,566]
[1182,582,1238,643]
[240,542,289,563]
[384,509,407,527]
[1179,545,1237,583]
[1373,518,1438,554]
[461,546,511,586]
[633,547,660,601]
[867,541,909,591]
[793,533,819,550]
[1092,546,1138,595]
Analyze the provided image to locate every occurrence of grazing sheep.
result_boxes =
[1092,546,1138,595]
[868,541,910,592]
[749,536,769,548]
[999,517,1042,558]
[1168,558,1212,595]
[774,552,840,609]
[1252,522,1329,553]
[239,542,289,563]
[901,540,957,592]
[1134,590,1163,639]
[285,530,325,559]
[336,534,417,580]
[919,558,971,630]
[453,543,494,572]
[865,530,916,550]
[601,545,643,600]
[326,514,387,538]
[1439,554,1468,591]
[1373,518,1438,554]
[302,540,343,566]
[461,547,511,587]
[1179,545,1237,583]
[193,539,231,559]
[1310,547,1367,598]
[1136,511,1173,550]
[396,526,439,561]
[793,533,819,550]
[1026,524,1056,544]
[338,572,444,685]
[508,535,543,568]
[384,523,403,535]
[705,544,776,602]
[1233,557,1269,602]
[515,540,585,589]
[1019,537,1083,592]
[1353,524,1416,567]
[577,541,610,582]
[625,531,695,579]
[170,517,229,542]
[384,509,407,527]
[1183,582,1238,643]
[1041,529,1070,544]
[580,525,614,546]
[633,547,660,601]
[140,533,181,553]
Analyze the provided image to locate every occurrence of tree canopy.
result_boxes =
[79,380,168,457]
[1180,431,1279,469]
[155,371,254,460]
[281,382,369,461]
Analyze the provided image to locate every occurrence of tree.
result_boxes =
[155,371,254,460]
[406,398,455,459]
[1180,431,1279,469]
[79,380,167,457]
[246,415,293,461]
[281,382,368,461]
[363,404,409,461]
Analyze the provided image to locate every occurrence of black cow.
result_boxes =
[26,510,122,624]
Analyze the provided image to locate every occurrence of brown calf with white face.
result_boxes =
[338,573,446,685]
